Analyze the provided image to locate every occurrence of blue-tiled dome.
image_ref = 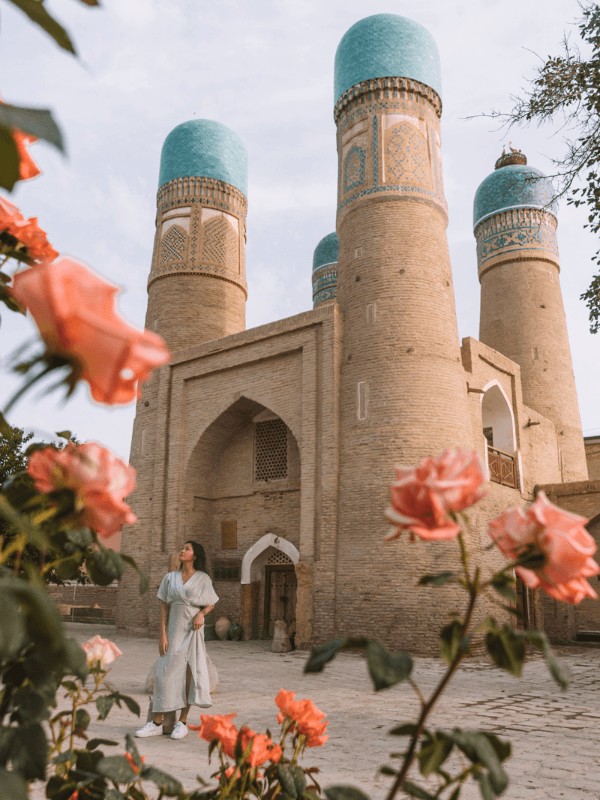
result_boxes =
[312,232,339,271]
[474,164,557,229]
[334,14,441,103]
[158,119,247,196]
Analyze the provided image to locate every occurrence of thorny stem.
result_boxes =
[384,537,480,800]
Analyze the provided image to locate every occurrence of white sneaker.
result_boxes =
[135,721,163,738]
[170,721,188,740]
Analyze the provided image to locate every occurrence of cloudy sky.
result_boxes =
[1,0,597,459]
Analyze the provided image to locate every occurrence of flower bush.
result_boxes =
[305,449,600,800]
[28,441,137,538]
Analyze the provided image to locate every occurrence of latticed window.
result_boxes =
[213,560,241,581]
[255,419,288,482]
[160,225,187,265]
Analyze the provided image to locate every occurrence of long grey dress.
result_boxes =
[152,570,219,712]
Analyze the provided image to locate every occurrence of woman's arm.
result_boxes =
[192,603,215,629]
[159,601,169,655]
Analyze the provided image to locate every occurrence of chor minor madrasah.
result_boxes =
[117,14,600,652]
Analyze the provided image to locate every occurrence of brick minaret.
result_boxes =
[475,152,588,482]
[332,15,473,651]
[117,120,248,634]
[146,119,248,353]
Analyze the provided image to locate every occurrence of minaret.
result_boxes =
[146,119,248,352]
[312,232,338,307]
[332,15,472,650]
[116,120,248,635]
[475,151,588,481]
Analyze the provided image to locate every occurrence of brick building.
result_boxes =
[116,14,600,652]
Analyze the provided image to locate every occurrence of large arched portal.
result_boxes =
[185,397,301,639]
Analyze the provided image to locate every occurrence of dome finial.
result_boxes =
[495,144,527,170]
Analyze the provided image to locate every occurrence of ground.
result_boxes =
[33,624,600,799]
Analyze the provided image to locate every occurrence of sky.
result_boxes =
[1,0,598,460]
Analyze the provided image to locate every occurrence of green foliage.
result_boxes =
[0,101,64,190]
[439,620,470,666]
[418,572,457,587]
[498,1,600,332]
[305,638,412,692]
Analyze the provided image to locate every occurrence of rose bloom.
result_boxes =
[489,491,600,604]
[192,713,239,758]
[11,258,170,404]
[275,689,328,747]
[81,635,123,669]
[28,442,137,538]
[0,195,57,263]
[238,727,282,767]
[385,449,486,541]
[13,129,40,181]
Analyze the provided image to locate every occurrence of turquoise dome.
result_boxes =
[312,232,339,271]
[474,164,557,229]
[334,14,441,103]
[159,120,247,196]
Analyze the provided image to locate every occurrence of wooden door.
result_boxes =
[264,565,297,638]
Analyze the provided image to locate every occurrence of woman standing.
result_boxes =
[135,540,219,740]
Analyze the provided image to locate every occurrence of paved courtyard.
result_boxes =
[37,624,600,799]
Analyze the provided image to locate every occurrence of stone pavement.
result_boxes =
[35,624,600,799]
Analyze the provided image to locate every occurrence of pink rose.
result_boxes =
[10,258,170,404]
[81,635,122,669]
[0,195,58,263]
[27,442,137,538]
[385,449,486,541]
[488,492,600,604]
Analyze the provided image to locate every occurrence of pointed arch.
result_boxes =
[481,380,517,453]
[241,533,299,584]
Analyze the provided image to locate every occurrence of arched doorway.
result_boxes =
[185,399,301,639]
[241,533,299,639]
[481,382,520,489]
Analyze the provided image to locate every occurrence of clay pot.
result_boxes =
[228,622,243,641]
[215,616,231,641]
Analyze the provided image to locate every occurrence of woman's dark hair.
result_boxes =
[185,540,207,573]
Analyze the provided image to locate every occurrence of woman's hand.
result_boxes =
[159,633,168,656]
[192,611,205,630]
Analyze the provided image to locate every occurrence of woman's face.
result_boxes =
[179,542,195,564]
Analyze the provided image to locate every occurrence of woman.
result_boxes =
[135,540,219,740]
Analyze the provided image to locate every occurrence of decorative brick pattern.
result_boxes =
[159,225,187,265]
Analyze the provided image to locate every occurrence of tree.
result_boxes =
[0,423,32,486]
[498,2,600,333]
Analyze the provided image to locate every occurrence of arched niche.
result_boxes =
[241,532,299,584]
[481,381,516,454]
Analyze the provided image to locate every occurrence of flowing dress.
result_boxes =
[152,570,219,712]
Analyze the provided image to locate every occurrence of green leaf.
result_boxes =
[449,731,509,794]
[0,413,12,437]
[304,639,350,673]
[96,694,115,720]
[324,788,371,800]
[365,640,413,691]
[66,528,94,548]
[439,619,469,666]
[0,127,20,191]
[74,707,91,734]
[86,547,125,585]
[490,573,517,602]
[62,636,88,680]
[522,630,569,689]
[12,687,49,723]
[141,765,183,796]
[278,763,298,798]
[418,572,457,587]
[417,732,453,777]
[118,693,141,717]
[0,768,28,800]
[0,104,64,151]
[389,723,419,736]
[119,554,149,594]
[86,737,118,750]
[474,771,495,800]
[10,723,47,779]
[55,430,72,440]
[484,624,525,677]
[104,790,126,800]
[292,766,308,795]
[379,765,397,776]
[6,0,76,54]
[96,754,137,783]
[401,781,437,799]
[0,593,26,659]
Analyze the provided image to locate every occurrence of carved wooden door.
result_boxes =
[264,565,297,638]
